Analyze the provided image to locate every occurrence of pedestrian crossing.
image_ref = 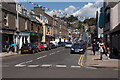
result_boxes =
[14,64,82,69]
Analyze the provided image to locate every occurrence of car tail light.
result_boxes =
[21,47,22,50]
[30,47,33,49]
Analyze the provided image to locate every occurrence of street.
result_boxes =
[2,47,118,78]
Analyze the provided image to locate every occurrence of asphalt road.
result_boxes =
[2,47,119,78]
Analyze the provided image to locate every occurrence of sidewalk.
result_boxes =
[85,47,119,69]
[0,51,18,58]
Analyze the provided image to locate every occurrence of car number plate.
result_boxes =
[24,50,28,51]
[75,50,79,52]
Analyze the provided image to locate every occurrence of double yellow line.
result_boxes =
[78,54,87,68]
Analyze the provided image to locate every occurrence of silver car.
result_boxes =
[65,42,72,48]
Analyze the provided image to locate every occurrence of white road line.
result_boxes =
[57,51,60,52]
[56,65,67,68]
[37,55,47,60]
[25,60,33,63]
[51,52,55,55]
[28,65,39,68]
[71,66,81,68]
[41,64,52,67]
[37,57,43,60]
[15,64,26,67]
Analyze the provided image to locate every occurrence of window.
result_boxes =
[38,26,40,32]
[105,8,110,23]
[47,26,50,34]
[25,20,27,30]
[31,24,33,30]
[4,12,8,26]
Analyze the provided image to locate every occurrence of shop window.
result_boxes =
[4,12,8,26]
[31,24,33,30]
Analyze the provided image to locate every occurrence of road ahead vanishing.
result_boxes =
[2,47,118,78]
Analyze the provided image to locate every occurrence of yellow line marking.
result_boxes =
[78,55,83,65]
[113,69,120,70]
[78,55,87,68]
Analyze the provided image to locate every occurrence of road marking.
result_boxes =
[78,55,83,65]
[41,64,52,67]
[56,65,67,68]
[71,66,81,68]
[28,65,39,68]
[25,60,33,63]
[37,55,47,60]
[57,51,60,52]
[78,55,97,69]
[113,69,120,70]
[15,64,26,67]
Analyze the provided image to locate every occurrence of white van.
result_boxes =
[50,41,58,48]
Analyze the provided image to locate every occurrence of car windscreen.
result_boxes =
[66,42,72,44]
[23,44,30,47]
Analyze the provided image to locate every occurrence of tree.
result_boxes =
[83,18,96,26]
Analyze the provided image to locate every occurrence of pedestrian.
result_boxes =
[5,41,10,53]
[99,39,108,60]
[11,41,15,52]
[92,39,97,55]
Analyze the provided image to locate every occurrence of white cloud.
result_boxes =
[64,5,76,14]
[73,1,103,20]
[46,1,103,20]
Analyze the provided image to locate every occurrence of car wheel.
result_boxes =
[36,49,39,53]
[32,50,35,54]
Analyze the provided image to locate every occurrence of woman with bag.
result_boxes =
[99,39,108,60]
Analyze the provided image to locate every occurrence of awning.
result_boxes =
[30,32,43,36]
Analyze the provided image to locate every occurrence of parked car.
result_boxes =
[65,42,72,48]
[58,42,65,47]
[35,43,45,52]
[50,41,58,48]
[41,42,51,50]
[71,43,85,54]
[21,43,38,54]
[49,43,55,49]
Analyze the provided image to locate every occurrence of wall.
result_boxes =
[110,3,119,31]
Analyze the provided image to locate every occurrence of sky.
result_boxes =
[19,1,103,21]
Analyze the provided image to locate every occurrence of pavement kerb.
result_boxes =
[0,53,19,58]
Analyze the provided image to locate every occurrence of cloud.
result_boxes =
[46,1,103,21]
[73,1,103,21]
[64,5,76,14]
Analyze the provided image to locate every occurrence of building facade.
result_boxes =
[104,1,120,57]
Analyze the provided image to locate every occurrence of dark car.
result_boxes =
[71,43,85,54]
[49,43,55,49]
[21,43,38,54]
[58,42,65,47]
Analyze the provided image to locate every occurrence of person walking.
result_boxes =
[92,39,97,55]
[99,39,108,60]
[5,41,10,53]
[11,41,15,52]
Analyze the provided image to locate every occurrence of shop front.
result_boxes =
[30,32,43,43]
[14,32,30,51]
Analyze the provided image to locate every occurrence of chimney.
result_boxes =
[32,7,45,14]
